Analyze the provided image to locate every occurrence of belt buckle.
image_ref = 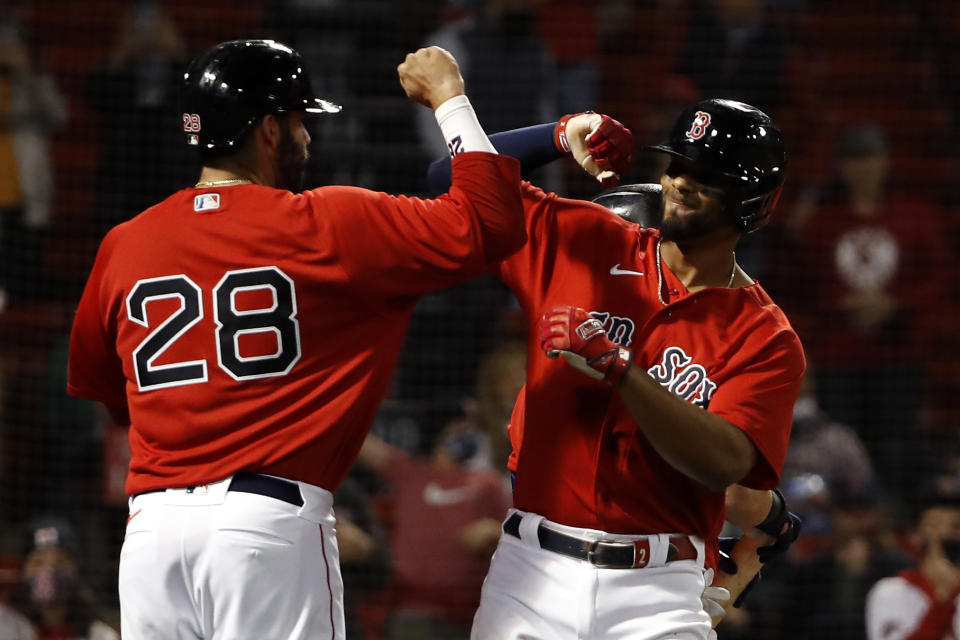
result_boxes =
[586,539,635,569]
[585,540,609,568]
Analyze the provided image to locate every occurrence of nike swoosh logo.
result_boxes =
[610,264,645,277]
[423,482,472,506]
[126,509,142,526]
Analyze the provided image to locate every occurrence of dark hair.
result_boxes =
[912,487,960,525]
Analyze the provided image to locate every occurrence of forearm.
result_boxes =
[617,365,756,491]
[725,485,775,530]
[427,122,560,195]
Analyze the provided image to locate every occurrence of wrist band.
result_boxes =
[608,347,632,386]
[434,95,496,156]
[756,488,786,537]
[554,113,574,154]
[554,111,595,154]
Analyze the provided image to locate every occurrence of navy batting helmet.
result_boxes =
[591,183,663,229]
[180,39,341,150]
[648,98,786,233]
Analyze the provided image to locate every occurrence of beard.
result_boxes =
[659,202,733,245]
[275,124,309,192]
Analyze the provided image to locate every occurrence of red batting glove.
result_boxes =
[586,114,634,177]
[554,113,634,187]
[538,305,632,385]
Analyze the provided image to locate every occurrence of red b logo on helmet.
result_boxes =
[685,111,711,140]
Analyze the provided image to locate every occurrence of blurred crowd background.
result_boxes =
[0,0,959,638]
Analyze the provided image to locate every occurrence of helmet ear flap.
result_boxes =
[734,185,783,233]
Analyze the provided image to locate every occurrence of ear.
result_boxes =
[258,114,283,151]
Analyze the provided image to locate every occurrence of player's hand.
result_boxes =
[538,305,632,385]
[922,541,960,601]
[718,536,761,608]
[397,46,465,110]
[555,113,633,187]
[701,567,731,620]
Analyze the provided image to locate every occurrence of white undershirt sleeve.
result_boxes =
[434,95,497,157]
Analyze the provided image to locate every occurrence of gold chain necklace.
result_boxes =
[655,239,737,306]
[194,178,253,188]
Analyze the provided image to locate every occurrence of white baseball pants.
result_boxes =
[119,475,344,640]
[471,509,712,640]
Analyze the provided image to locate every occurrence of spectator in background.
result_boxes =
[7,519,118,640]
[866,490,960,639]
[728,370,882,636]
[357,413,512,640]
[781,368,878,504]
[416,0,556,159]
[535,0,598,113]
[472,338,526,470]
[334,473,392,640]
[0,18,67,305]
[781,493,910,640]
[678,0,788,114]
[85,1,194,236]
[797,123,951,501]
[0,555,35,640]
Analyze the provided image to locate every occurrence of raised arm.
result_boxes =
[426,113,634,195]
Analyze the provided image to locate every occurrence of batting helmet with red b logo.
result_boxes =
[648,98,786,233]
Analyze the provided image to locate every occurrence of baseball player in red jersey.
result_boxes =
[66,41,524,640]
[462,99,806,640]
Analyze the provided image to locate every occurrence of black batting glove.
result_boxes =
[755,489,803,564]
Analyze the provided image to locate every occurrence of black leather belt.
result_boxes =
[502,512,697,569]
[137,472,304,507]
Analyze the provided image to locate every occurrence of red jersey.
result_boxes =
[494,184,805,541]
[67,153,523,496]
[380,449,512,624]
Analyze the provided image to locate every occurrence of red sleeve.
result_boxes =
[67,229,127,408]
[902,600,957,640]
[311,152,523,299]
[708,329,805,489]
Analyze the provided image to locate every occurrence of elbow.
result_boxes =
[700,474,738,493]
[505,224,528,255]
[700,449,756,493]
[481,204,527,263]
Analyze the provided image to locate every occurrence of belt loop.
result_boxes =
[651,533,670,567]
[693,536,705,566]
[518,513,544,549]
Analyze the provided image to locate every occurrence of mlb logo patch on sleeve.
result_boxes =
[194,193,221,212]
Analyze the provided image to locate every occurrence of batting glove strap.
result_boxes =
[539,305,632,385]
[554,112,588,154]
[591,345,632,385]
[755,489,803,564]
[756,489,788,538]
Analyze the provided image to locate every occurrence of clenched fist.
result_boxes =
[555,113,634,187]
[539,305,632,385]
[397,46,465,110]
